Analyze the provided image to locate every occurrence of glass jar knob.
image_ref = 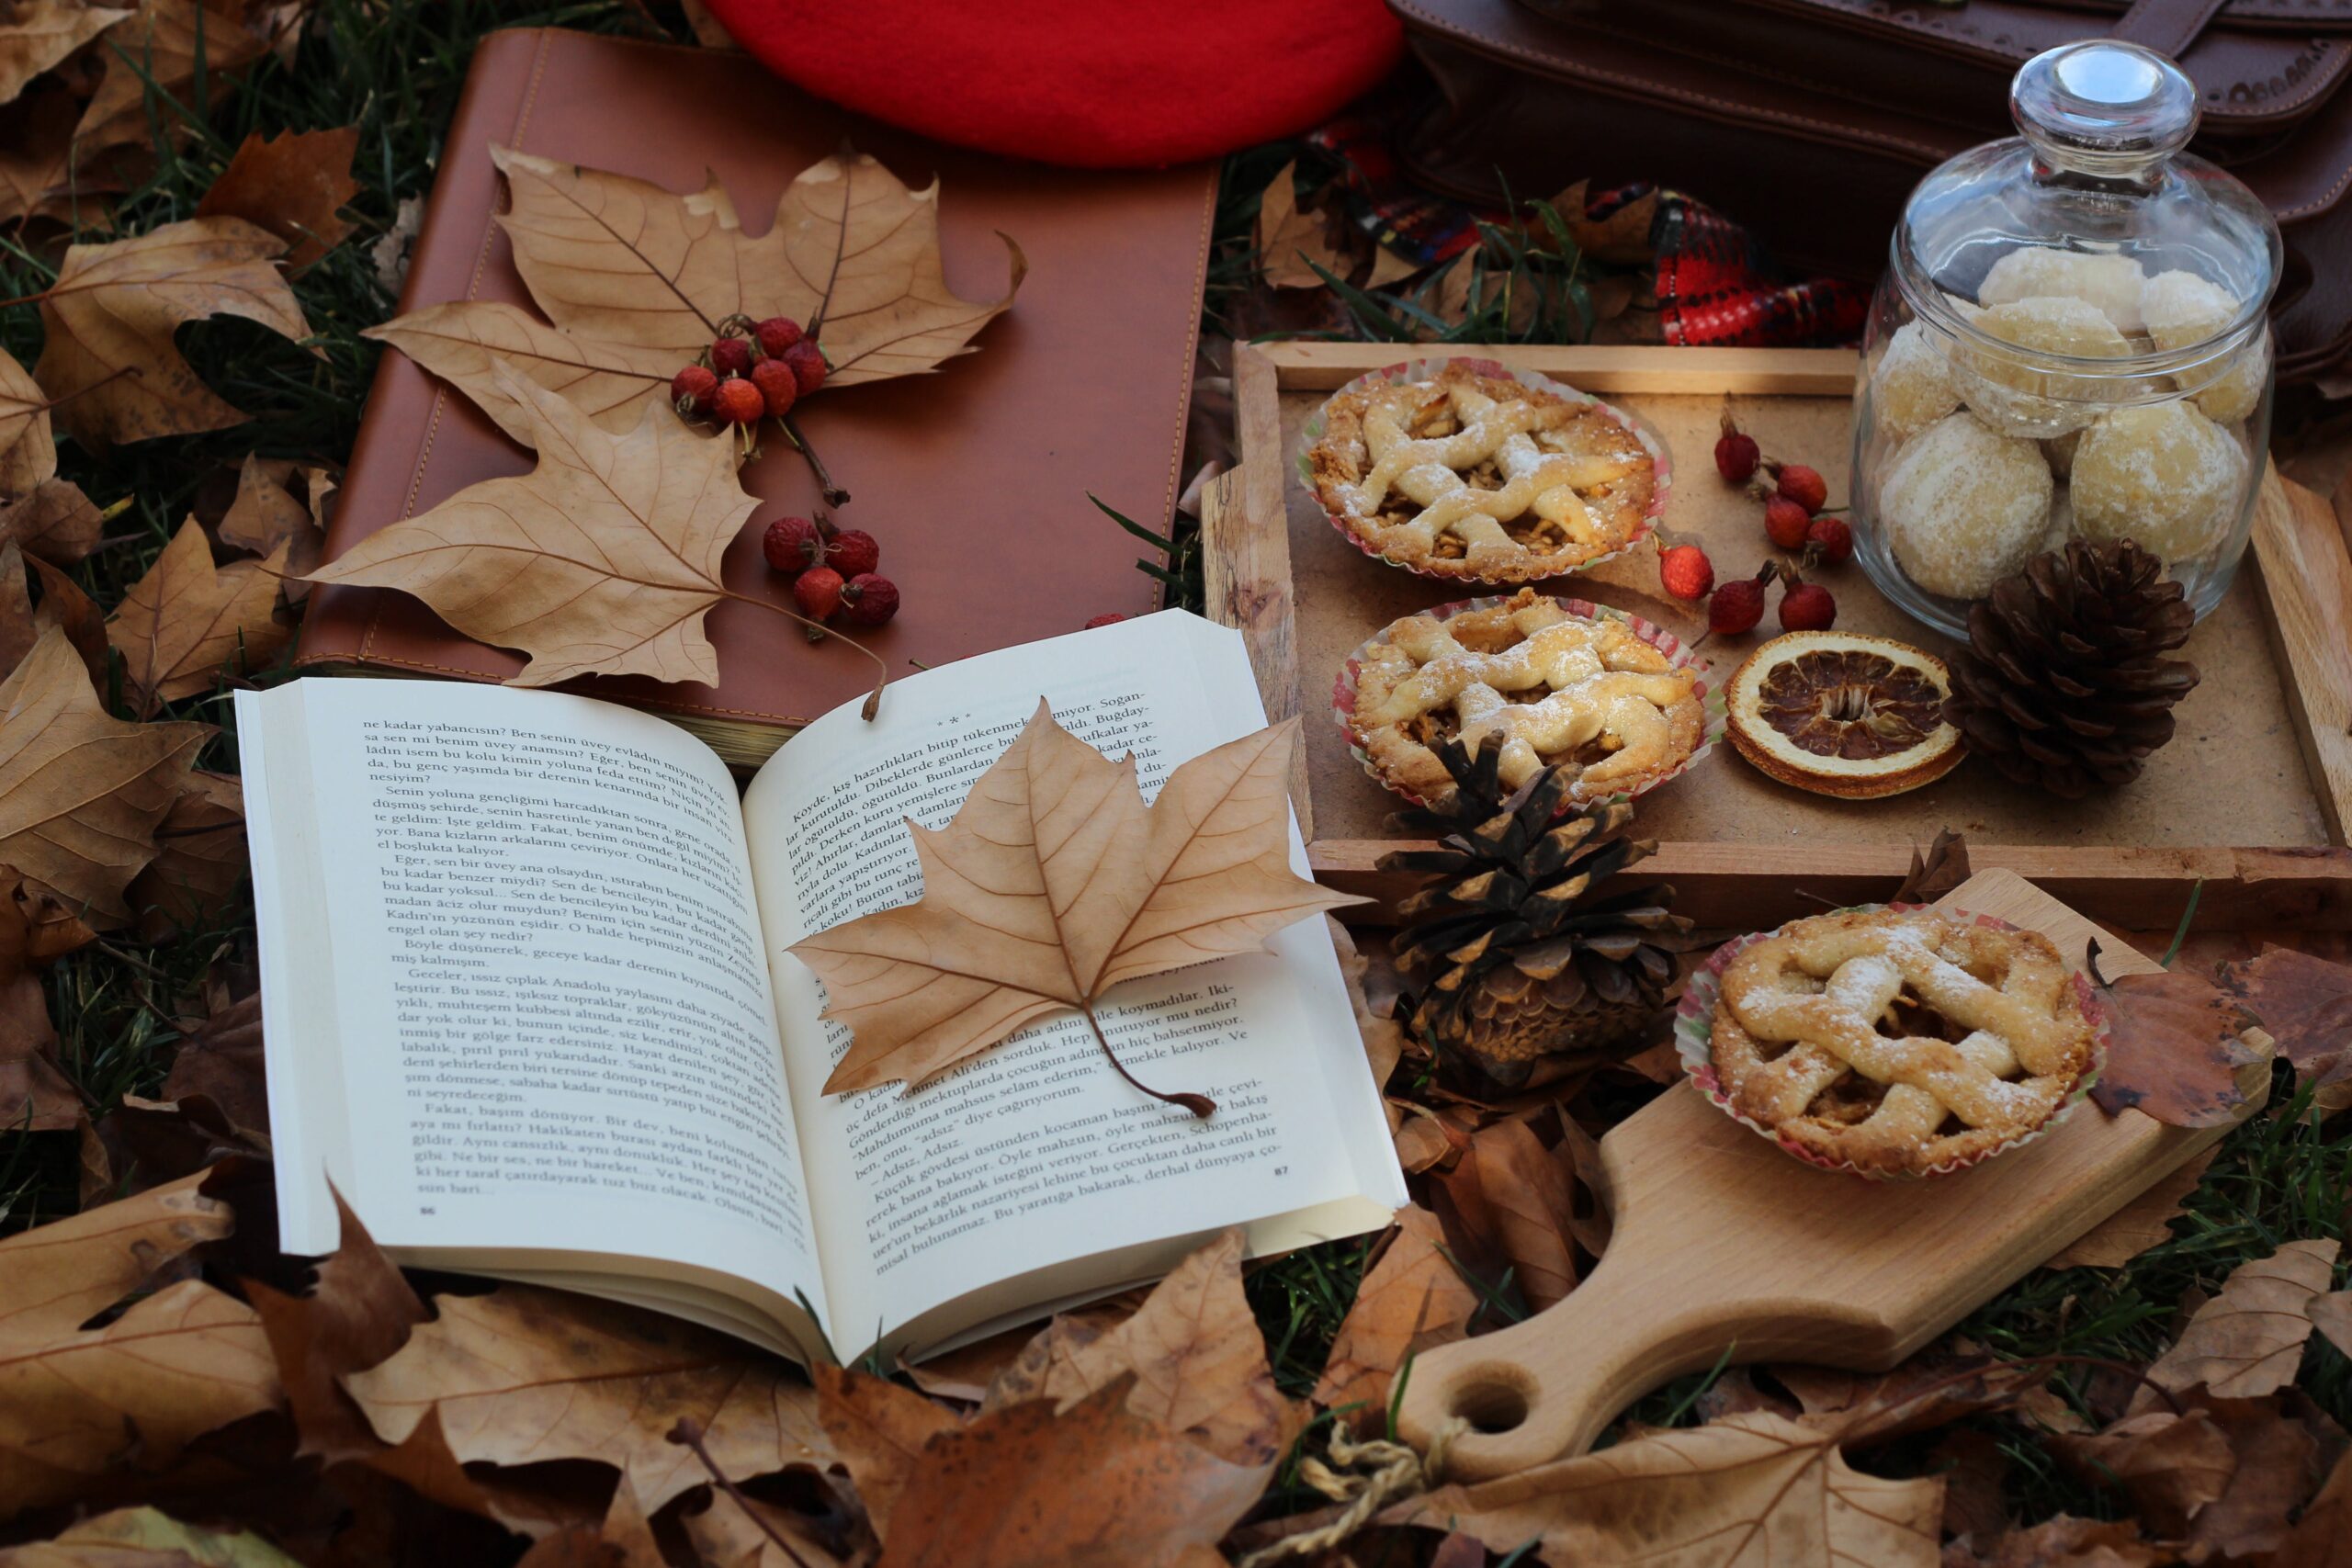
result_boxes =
[2010,39,2199,183]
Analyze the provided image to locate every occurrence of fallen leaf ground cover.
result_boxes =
[0,5,2346,1564]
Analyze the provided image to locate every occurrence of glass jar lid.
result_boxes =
[1892,40,2280,391]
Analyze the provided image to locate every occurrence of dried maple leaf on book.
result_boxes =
[794,703,1358,1115]
[366,144,1023,446]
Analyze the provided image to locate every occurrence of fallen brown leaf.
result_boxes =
[1392,1411,1940,1566]
[244,1187,424,1463]
[2091,967,2270,1126]
[2272,1443,2352,1567]
[1253,159,1348,290]
[0,869,91,1133]
[798,702,1358,1100]
[0,626,207,923]
[1552,179,1658,265]
[0,84,82,229]
[107,517,289,713]
[0,1506,306,1567]
[0,1171,281,1515]
[977,1230,1304,1466]
[1892,827,1971,905]
[21,546,107,691]
[0,344,54,499]
[1773,1349,2044,1447]
[814,1364,956,1542]
[1311,1204,1480,1432]
[0,539,37,675]
[877,1376,1270,1568]
[2046,1150,2215,1270]
[1329,916,1404,1116]
[360,1403,602,1541]
[218,452,318,558]
[35,216,312,449]
[1462,1117,1581,1310]
[0,1,126,107]
[1970,1513,2165,1566]
[1932,1428,2012,1542]
[2218,946,2352,1111]
[0,477,103,565]
[72,0,266,156]
[342,1284,831,1512]
[127,769,245,942]
[899,1323,1035,1404]
[2185,1393,2330,1562]
[2050,1408,2236,1536]
[2138,1239,2339,1403]
[194,126,358,271]
[303,369,758,689]
[681,1487,847,1568]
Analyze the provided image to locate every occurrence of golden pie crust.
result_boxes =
[1347,589,1703,808]
[1308,363,1655,581]
[1710,908,2098,1176]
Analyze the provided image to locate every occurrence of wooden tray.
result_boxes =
[1199,343,2352,931]
[1390,868,2255,1475]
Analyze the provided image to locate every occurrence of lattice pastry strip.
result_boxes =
[1356,598,1698,794]
[1709,909,2098,1175]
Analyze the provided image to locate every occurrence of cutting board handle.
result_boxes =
[1393,1207,1884,1476]
[1390,872,2243,1482]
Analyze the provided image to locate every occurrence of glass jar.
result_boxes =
[1850,39,2280,638]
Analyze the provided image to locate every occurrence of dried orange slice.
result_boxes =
[1726,631,1963,798]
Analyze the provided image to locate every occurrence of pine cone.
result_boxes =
[1944,539,2200,799]
[1379,735,1696,1089]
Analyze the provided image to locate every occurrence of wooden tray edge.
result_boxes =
[1215,342,2352,924]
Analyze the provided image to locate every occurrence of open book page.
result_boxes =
[238,678,830,1358]
[742,612,1406,1358]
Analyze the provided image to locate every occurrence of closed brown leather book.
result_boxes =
[297,28,1216,764]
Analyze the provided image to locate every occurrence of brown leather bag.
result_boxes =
[1392,0,2352,379]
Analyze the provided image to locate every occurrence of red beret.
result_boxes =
[698,0,1405,167]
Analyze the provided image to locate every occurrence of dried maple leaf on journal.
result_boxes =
[793,702,1359,1116]
[367,143,1024,446]
[304,367,885,699]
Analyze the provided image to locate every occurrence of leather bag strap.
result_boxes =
[2110,0,2232,59]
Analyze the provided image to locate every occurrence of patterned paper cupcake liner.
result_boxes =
[1295,355,1673,585]
[1332,592,1724,812]
[1672,902,2110,1182]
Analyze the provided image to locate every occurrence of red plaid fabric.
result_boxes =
[1304,116,1868,349]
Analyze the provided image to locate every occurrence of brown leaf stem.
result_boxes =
[780,413,849,507]
[665,1416,818,1568]
[719,590,887,720]
[1081,1001,1216,1119]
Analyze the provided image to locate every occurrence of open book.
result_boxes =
[237,612,1404,1366]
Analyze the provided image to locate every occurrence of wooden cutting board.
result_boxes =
[1393,868,2259,1479]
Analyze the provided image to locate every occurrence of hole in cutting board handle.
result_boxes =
[1443,1361,1534,1434]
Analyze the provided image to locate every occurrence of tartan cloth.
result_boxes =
[1305,113,1870,349]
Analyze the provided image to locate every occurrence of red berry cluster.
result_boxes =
[1665,409,1849,638]
[762,513,898,637]
[673,316,830,446]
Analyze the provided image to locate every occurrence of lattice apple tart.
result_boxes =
[1341,589,1707,810]
[1306,360,1657,581]
[1684,907,2103,1179]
